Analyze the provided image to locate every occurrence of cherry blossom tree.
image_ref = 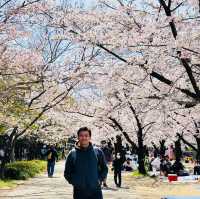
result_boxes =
[48,0,200,107]
[50,0,199,152]
[0,1,99,176]
[1,0,200,177]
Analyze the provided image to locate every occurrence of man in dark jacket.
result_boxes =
[64,127,108,199]
[101,140,112,187]
[112,153,123,187]
[46,145,58,178]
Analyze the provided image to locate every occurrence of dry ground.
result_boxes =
[0,161,200,199]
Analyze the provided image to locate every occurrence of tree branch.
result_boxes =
[142,122,155,130]
[28,90,46,108]
[109,116,138,149]
[0,0,12,9]
[181,58,200,97]
[177,133,198,152]
[171,2,184,12]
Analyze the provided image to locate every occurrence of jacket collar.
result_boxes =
[75,141,93,151]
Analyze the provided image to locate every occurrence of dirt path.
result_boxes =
[2,161,200,199]
[0,161,139,199]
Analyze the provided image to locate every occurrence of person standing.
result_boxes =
[64,127,108,199]
[168,144,175,161]
[101,140,112,187]
[194,160,200,175]
[112,153,123,187]
[46,145,58,178]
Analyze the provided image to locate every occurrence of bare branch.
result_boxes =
[28,90,46,108]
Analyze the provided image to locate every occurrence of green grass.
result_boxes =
[0,180,17,188]
[132,170,148,177]
[4,160,46,180]
[0,160,46,189]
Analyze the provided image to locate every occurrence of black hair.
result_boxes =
[77,127,91,137]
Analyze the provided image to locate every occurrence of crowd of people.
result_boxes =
[149,152,200,177]
[99,139,138,187]
[150,155,186,176]
[42,127,200,199]
[43,127,137,199]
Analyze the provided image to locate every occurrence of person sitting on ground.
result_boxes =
[112,153,123,187]
[171,160,188,176]
[151,156,160,172]
[132,156,138,170]
[123,158,133,172]
[160,158,165,176]
[194,160,200,175]
[148,156,154,171]
[160,156,172,176]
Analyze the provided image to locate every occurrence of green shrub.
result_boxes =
[5,160,46,180]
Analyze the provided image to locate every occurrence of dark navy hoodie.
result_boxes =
[64,142,108,191]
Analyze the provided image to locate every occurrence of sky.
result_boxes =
[84,0,98,7]
[66,0,99,8]
[73,0,117,9]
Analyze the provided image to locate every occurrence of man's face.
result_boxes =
[78,131,91,146]
[102,143,106,147]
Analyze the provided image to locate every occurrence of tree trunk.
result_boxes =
[177,133,200,162]
[151,142,159,157]
[138,151,146,174]
[5,127,18,163]
[175,138,182,162]
[137,128,146,174]
[0,164,5,179]
[195,137,200,162]
[10,143,16,162]
[160,140,166,158]
[128,102,146,174]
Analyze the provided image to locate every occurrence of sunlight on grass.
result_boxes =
[0,180,17,189]
[132,170,148,177]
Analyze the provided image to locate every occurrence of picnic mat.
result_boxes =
[163,197,200,199]
[162,175,200,183]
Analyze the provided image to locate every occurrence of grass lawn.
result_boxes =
[0,180,17,189]
[132,170,149,177]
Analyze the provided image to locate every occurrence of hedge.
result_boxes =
[4,160,46,180]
